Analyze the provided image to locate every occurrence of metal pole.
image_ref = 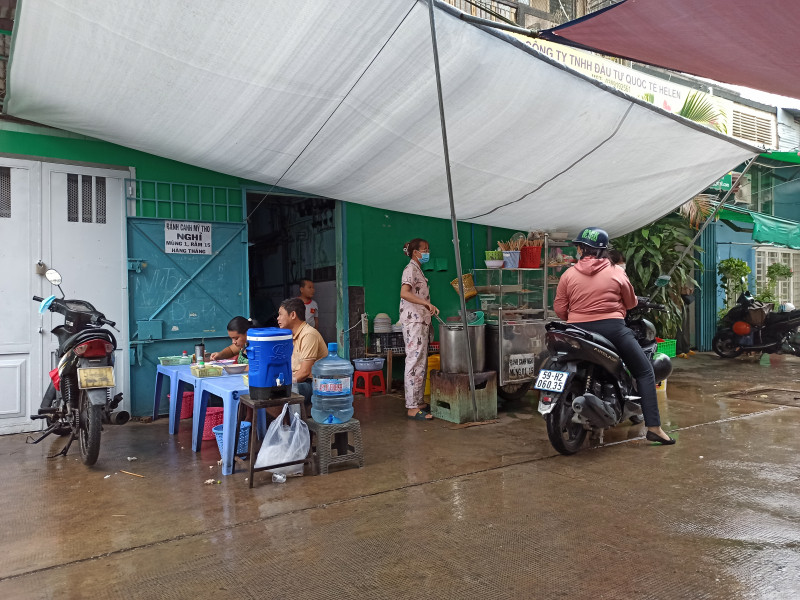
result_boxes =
[426,0,478,420]
[662,157,756,282]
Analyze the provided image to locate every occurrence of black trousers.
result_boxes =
[576,318,661,427]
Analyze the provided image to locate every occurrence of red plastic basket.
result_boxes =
[202,407,224,441]
[520,245,542,268]
[168,391,195,420]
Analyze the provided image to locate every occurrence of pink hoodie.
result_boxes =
[553,257,637,323]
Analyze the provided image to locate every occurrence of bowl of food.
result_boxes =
[222,363,248,375]
[484,259,505,269]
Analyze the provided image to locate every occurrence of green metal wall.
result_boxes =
[696,225,718,352]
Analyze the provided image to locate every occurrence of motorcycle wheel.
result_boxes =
[497,381,532,402]
[544,380,587,455]
[712,331,744,358]
[78,391,102,466]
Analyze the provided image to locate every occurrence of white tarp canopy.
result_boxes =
[4,0,759,237]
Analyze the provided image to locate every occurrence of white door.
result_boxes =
[41,163,131,419]
[0,158,42,434]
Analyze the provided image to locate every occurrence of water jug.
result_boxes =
[311,343,354,424]
[247,327,292,397]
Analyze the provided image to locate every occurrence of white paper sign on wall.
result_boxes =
[164,221,212,255]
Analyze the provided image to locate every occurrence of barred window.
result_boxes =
[0,167,10,218]
[95,177,106,224]
[67,173,107,224]
[67,173,79,222]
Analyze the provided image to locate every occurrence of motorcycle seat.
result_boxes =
[60,328,117,356]
[554,323,617,352]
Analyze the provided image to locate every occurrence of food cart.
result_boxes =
[473,236,573,401]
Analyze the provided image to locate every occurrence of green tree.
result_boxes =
[612,214,702,338]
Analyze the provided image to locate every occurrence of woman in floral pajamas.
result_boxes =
[399,238,439,420]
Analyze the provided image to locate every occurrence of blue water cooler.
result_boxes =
[246,327,293,399]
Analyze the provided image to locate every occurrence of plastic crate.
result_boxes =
[202,407,224,440]
[656,339,677,357]
[213,421,250,456]
[190,364,223,378]
[158,355,192,366]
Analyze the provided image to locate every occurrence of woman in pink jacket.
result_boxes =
[554,227,675,445]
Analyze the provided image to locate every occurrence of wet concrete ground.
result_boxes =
[1,353,799,599]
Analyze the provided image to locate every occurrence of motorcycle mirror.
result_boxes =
[44,269,66,299]
[45,269,62,285]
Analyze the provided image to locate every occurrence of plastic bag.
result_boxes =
[254,403,310,475]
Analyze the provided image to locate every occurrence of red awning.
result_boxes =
[541,0,800,100]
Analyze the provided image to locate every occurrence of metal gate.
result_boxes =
[127,217,248,416]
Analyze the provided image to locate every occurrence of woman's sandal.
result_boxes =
[646,430,676,445]
[407,410,433,421]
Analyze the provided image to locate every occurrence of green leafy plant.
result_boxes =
[718,257,751,308]
[678,91,727,133]
[756,262,793,304]
[612,214,703,338]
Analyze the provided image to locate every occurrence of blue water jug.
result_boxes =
[247,328,292,394]
[311,343,354,424]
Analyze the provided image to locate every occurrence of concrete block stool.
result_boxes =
[236,393,315,488]
[305,418,364,475]
[353,371,386,397]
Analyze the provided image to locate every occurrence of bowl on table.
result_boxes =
[222,363,248,375]
[484,259,505,269]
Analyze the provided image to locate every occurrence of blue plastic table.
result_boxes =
[152,364,202,435]
[193,375,268,476]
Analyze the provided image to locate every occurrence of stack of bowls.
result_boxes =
[373,313,393,333]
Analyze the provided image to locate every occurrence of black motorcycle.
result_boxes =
[536,297,672,455]
[30,269,127,465]
[712,289,800,358]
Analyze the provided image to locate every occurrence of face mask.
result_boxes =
[419,252,430,264]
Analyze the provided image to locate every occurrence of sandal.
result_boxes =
[407,410,433,421]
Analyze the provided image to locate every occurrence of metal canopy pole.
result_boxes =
[426,0,478,420]
[659,157,756,285]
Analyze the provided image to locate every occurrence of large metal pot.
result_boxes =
[439,323,486,373]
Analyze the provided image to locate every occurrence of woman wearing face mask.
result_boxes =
[399,238,439,420]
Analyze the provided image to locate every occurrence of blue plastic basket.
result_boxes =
[212,421,250,456]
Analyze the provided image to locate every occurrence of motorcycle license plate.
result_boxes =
[534,369,568,393]
[77,367,115,389]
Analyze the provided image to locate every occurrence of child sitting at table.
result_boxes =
[210,316,251,369]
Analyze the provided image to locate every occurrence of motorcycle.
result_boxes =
[712,288,800,358]
[29,269,127,465]
[536,297,673,455]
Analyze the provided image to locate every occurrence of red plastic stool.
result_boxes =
[353,370,386,397]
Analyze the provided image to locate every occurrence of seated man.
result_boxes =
[276,297,328,404]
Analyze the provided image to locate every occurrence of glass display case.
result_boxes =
[472,237,573,398]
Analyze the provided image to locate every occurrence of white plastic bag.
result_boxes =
[254,403,310,476]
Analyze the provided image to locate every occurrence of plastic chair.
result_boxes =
[353,370,386,397]
[305,418,364,475]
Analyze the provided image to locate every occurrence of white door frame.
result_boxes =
[0,157,42,434]
[41,162,133,417]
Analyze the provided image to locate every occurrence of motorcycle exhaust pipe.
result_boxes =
[109,410,130,425]
[572,394,616,428]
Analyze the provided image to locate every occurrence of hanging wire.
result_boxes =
[246,1,418,221]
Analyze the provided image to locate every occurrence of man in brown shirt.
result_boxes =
[277,297,327,404]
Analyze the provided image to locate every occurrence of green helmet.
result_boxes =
[573,227,609,249]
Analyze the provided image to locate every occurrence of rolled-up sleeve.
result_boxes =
[554,275,570,321]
